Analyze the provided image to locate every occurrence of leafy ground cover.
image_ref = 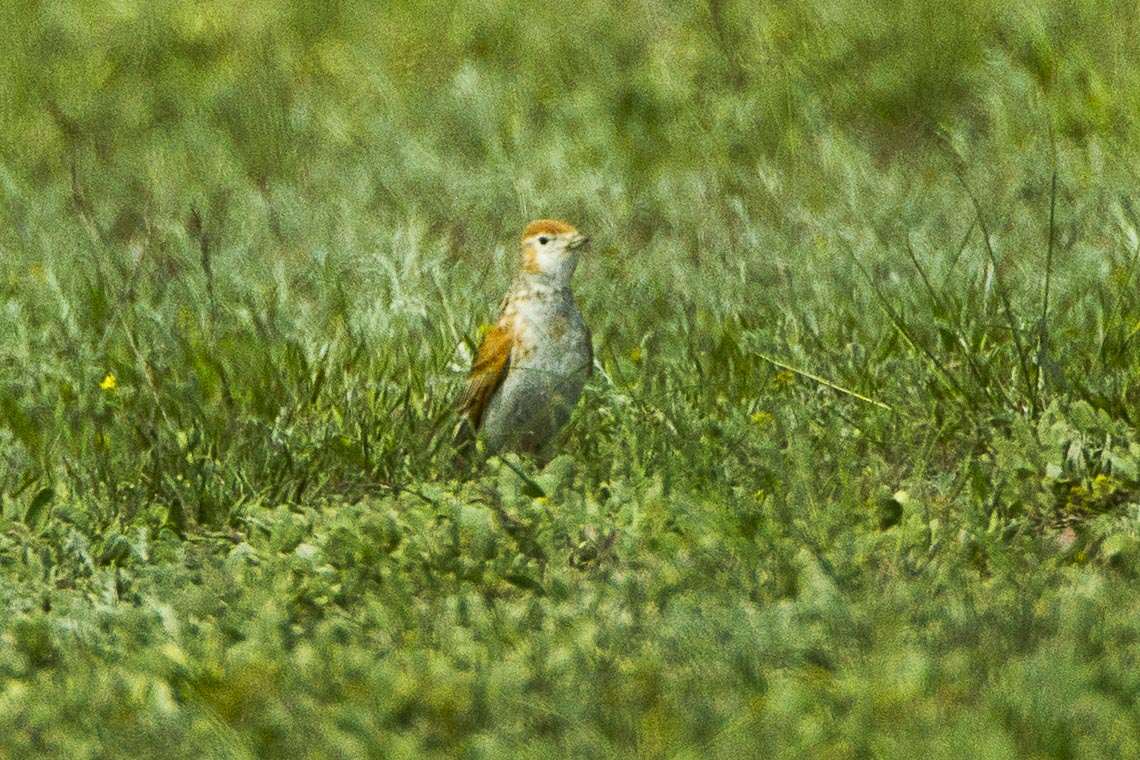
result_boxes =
[2,1,1140,756]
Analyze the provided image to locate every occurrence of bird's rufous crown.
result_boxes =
[521,219,578,241]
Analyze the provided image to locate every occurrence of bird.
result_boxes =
[455,219,592,457]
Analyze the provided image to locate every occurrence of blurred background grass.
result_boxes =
[2,0,1140,756]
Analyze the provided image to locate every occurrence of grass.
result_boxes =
[2,0,1140,757]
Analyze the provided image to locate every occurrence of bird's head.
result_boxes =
[520,219,589,283]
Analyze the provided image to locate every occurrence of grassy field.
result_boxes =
[3,1,1140,757]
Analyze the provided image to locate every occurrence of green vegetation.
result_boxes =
[3,0,1140,756]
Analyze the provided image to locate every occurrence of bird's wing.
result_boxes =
[457,319,514,429]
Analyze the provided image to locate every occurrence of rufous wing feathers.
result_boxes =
[457,320,513,430]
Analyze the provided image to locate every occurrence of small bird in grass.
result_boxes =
[455,219,592,457]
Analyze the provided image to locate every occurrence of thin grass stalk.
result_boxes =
[903,238,1013,410]
[753,350,893,411]
[845,243,974,411]
[955,171,1035,410]
[1035,168,1057,410]
[944,219,976,279]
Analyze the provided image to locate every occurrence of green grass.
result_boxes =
[2,0,1140,757]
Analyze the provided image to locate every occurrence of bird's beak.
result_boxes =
[568,233,590,250]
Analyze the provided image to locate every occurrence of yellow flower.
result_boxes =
[750,410,774,428]
[100,373,117,391]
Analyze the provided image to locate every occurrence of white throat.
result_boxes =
[530,247,579,287]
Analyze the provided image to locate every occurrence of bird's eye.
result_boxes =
[538,236,550,245]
